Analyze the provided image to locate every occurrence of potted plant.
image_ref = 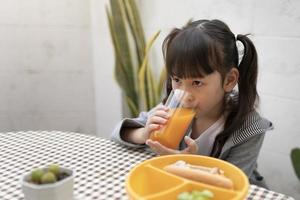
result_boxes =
[21,164,74,200]
[106,0,166,117]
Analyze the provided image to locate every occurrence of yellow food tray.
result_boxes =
[126,154,249,200]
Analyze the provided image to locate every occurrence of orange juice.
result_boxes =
[150,108,195,149]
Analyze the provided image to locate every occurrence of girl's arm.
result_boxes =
[121,127,147,144]
[111,114,148,148]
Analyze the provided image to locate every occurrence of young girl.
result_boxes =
[111,19,273,188]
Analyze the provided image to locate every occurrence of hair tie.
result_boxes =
[236,39,245,67]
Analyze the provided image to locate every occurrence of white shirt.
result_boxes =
[188,115,225,156]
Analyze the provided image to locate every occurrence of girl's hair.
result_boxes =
[162,19,259,157]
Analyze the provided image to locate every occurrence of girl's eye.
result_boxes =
[192,80,203,86]
[171,77,181,83]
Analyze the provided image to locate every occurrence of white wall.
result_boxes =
[90,0,122,138]
[0,0,96,134]
[0,0,121,136]
[137,0,300,198]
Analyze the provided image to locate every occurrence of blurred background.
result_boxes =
[0,0,299,198]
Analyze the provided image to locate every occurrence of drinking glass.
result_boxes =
[150,89,196,149]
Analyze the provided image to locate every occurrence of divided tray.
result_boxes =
[126,154,249,200]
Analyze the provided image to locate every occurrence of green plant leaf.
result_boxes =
[106,0,164,117]
[123,0,146,67]
[157,67,167,99]
[291,148,300,182]
[106,0,139,116]
[126,96,139,117]
[138,31,160,110]
[109,0,133,74]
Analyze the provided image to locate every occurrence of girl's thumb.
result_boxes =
[184,136,195,146]
[184,136,198,153]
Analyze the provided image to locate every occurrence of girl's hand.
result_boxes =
[142,105,170,142]
[146,136,198,155]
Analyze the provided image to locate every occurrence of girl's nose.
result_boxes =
[186,93,195,102]
[181,92,195,108]
[177,84,194,101]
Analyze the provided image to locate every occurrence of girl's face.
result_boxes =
[171,71,226,120]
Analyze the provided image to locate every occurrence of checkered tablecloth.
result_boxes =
[0,131,295,200]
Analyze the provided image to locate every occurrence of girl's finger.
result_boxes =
[148,116,168,125]
[146,139,179,155]
[182,136,198,154]
[147,124,160,132]
[153,110,170,119]
[155,104,169,111]
[184,136,195,146]
[145,139,161,151]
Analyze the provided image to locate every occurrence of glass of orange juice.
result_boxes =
[150,89,196,149]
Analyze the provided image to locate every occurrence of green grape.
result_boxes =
[48,164,60,176]
[177,192,192,200]
[31,169,44,183]
[200,190,214,198]
[41,172,57,184]
[177,189,214,200]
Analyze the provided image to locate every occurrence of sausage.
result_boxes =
[163,160,234,189]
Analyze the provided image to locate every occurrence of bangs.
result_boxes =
[165,28,223,78]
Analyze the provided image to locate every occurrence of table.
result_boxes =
[0,131,295,200]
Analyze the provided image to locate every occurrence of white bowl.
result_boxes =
[21,167,74,200]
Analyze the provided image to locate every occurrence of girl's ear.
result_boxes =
[223,68,239,92]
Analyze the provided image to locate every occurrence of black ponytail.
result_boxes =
[237,34,259,114]
[212,34,259,157]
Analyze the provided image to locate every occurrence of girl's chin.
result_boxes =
[194,112,201,119]
[194,110,209,119]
